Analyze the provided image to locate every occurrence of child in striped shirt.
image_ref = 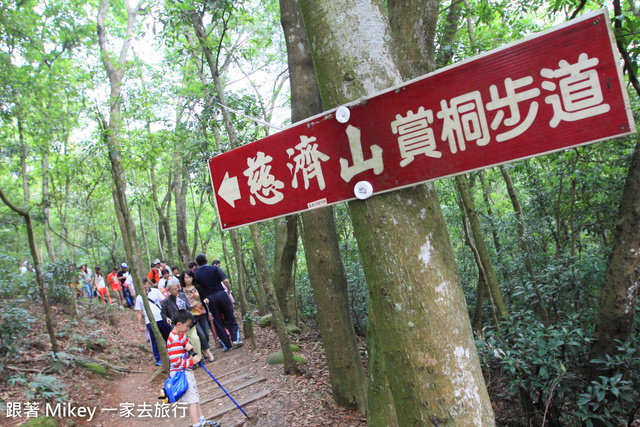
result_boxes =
[167,309,217,427]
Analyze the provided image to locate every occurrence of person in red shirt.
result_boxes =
[107,267,124,308]
[167,309,217,427]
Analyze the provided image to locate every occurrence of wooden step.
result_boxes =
[199,376,267,405]
[194,362,258,381]
[203,389,272,422]
[194,362,259,384]
[199,372,256,394]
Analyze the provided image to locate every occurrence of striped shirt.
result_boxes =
[167,331,194,373]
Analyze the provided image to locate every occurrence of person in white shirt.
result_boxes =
[135,278,171,366]
[93,267,112,305]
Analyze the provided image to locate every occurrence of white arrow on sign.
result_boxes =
[218,172,241,208]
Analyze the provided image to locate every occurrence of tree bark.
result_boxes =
[250,223,298,375]
[229,229,256,349]
[459,205,489,332]
[174,150,190,269]
[18,117,29,206]
[138,204,151,268]
[436,0,464,68]
[299,0,494,423]
[0,188,58,353]
[499,165,550,324]
[149,163,173,262]
[388,0,439,79]
[280,0,368,412]
[190,7,295,373]
[59,138,71,260]
[41,152,57,262]
[273,219,286,282]
[274,215,299,324]
[456,174,509,319]
[97,0,168,370]
[366,305,397,426]
[251,242,269,316]
[589,138,640,379]
[477,172,503,257]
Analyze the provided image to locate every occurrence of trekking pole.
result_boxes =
[192,352,250,419]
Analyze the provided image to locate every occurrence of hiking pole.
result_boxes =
[193,353,250,419]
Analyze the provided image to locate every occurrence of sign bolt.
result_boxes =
[336,106,350,123]
[354,181,374,200]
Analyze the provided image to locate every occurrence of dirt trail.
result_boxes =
[91,323,366,427]
[1,301,366,427]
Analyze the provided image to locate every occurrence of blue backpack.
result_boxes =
[160,353,189,403]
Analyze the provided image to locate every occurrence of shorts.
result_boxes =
[170,369,199,405]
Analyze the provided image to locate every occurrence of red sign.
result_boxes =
[209,10,635,230]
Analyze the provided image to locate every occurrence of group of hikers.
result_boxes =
[73,262,138,308]
[71,254,242,426]
[141,254,242,427]
[72,255,242,360]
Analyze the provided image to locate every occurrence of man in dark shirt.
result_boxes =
[193,253,242,350]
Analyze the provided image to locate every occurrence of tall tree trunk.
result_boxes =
[366,305,397,426]
[149,164,173,262]
[388,0,438,79]
[588,137,640,379]
[18,117,29,206]
[478,171,503,256]
[272,218,286,284]
[41,152,57,262]
[251,243,269,316]
[272,218,289,318]
[280,0,368,412]
[299,0,494,424]
[456,174,509,319]
[499,165,550,324]
[250,223,298,374]
[435,0,464,69]
[230,229,256,348]
[164,200,174,263]
[554,171,565,258]
[219,229,236,284]
[190,8,296,374]
[274,215,299,324]
[174,153,190,269]
[472,275,487,332]
[138,204,151,268]
[0,188,58,353]
[190,191,206,260]
[59,143,71,260]
[97,0,168,370]
[459,206,489,332]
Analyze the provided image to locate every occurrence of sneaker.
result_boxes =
[232,341,244,348]
[200,420,221,427]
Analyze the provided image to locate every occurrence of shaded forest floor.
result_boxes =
[5,298,628,426]
[0,300,367,426]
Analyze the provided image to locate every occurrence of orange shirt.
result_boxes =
[106,272,121,291]
[147,268,161,284]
